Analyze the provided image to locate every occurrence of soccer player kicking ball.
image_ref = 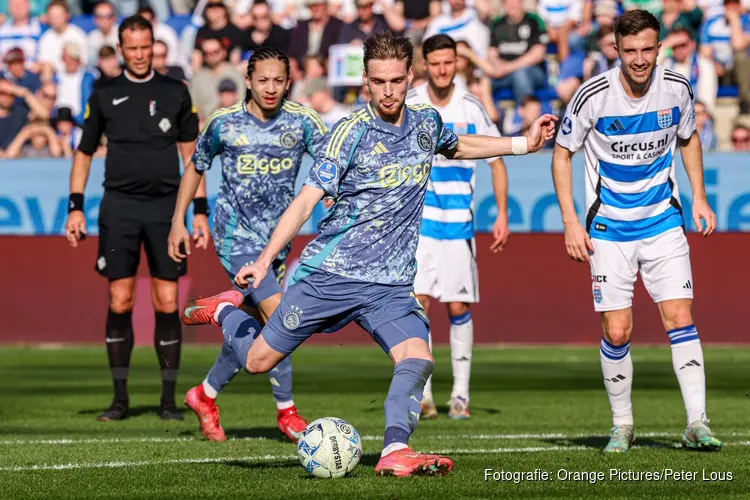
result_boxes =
[168,48,328,442]
[183,31,555,477]
[552,10,722,453]
[406,34,510,420]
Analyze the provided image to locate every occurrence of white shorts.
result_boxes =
[589,227,694,312]
[414,235,479,303]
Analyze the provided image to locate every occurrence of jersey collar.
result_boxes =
[243,100,283,127]
[124,70,155,83]
[367,102,411,137]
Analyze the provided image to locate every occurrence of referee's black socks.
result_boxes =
[154,312,182,405]
[106,310,134,404]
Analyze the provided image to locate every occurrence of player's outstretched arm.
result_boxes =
[446,114,557,160]
[552,143,593,262]
[235,185,325,289]
[168,162,204,262]
[680,131,716,236]
[65,151,93,248]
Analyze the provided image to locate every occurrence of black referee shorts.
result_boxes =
[96,190,186,281]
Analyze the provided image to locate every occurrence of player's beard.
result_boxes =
[127,61,153,79]
[376,96,405,122]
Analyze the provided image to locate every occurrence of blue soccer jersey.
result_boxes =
[192,100,327,265]
[297,103,459,285]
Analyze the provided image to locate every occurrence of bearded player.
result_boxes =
[406,34,510,420]
[168,47,327,442]
[181,31,556,476]
[552,10,721,453]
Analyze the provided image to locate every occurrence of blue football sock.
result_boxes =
[267,355,294,403]
[383,358,434,449]
[218,306,262,373]
[205,341,242,395]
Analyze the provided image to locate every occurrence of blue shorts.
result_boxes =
[263,268,430,355]
[218,251,286,307]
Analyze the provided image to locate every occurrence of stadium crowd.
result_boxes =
[1,0,749,159]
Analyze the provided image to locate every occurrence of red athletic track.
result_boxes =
[0,234,745,345]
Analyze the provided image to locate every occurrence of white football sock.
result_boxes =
[449,312,473,402]
[202,379,219,399]
[276,400,295,410]
[381,442,409,457]
[422,331,434,402]
[600,338,634,427]
[213,302,233,324]
[668,325,706,425]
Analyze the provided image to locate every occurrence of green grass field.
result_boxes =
[0,344,748,499]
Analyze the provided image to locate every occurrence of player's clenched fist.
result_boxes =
[525,114,558,153]
[563,220,594,262]
[235,261,267,289]
[65,211,86,248]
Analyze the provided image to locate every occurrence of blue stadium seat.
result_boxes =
[70,14,96,34]
[493,87,559,102]
[717,86,739,98]
[166,15,193,36]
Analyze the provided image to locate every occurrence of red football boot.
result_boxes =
[182,290,244,326]
[184,385,226,442]
[375,447,453,477]
[277,406,308,443]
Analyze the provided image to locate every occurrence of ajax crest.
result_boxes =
[283,305,302,330]
[417,131,433,152]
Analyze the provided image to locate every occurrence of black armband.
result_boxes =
[68,193,84,213]
[193,197,209,216]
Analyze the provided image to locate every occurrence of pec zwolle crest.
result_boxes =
[417,131,432,152]
[280,131,298,148]
[284,305,302,330]
[657,108,673,129]
[593,285,603,304]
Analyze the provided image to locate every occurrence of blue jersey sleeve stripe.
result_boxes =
[424,192,473,210]
[594,106,681,136]
[599,181,673,209]
[599,150,673,183]
[420,219,473,240]
[589,208,683,241]
[429,166,473,183]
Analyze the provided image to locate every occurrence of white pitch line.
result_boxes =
[2,431,750,447]
[2,442,749,473]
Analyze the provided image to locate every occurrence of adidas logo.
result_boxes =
[234,134,250,146]
[683,280,692,289]
[371,141,388,155]
[606,119,625,133]
[606,374,627,383]
[454,356,470,362]
[458,287,469,294]
[680,359,702,370]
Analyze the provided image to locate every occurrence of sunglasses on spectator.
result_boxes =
[732,134,750,144]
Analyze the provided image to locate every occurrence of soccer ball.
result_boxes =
[297,417,362,478]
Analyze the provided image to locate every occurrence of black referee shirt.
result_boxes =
[78,70,199,198]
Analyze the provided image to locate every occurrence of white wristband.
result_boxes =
[511,136,528,155]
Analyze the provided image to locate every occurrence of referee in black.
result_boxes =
[64,15,210,421]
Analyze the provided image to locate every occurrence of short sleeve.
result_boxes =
[77,90,105,155]
[302,109,329,157]
[176,84,199,142]
[191,112,224,172]
[555,83,597,152]
[528,15,546,46]
[434,110,459,153]
[304,117,363,197]
[677,83,697,140]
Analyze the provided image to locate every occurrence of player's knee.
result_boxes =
[245,355,274,375]
[151,281,178,313]
[603,324,632,346]
[109,287,135,313]
[447,302,469,318]
[661,301,694,331]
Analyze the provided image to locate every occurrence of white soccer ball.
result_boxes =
[297,417,362,478]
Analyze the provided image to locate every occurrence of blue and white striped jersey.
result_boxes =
[406,84,501,241]
[556,66,696,242]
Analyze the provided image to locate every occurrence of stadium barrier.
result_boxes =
[1,153,749,344]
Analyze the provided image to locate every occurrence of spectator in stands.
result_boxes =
[0,77,48,151]
[488,0,548,104]
[94,45,122,86]
[1,47,40,94]
[622,0,663,16]
[455,41,499,122]
[194,0,245,71]
[37,0,88,73]
[31,80,56,120]
[217,77,238,108]
[0,0,42,67]
[305,77,350,128]
[583,23,619,80]
[662,28,718,113]
[392,0,438,44]
[2,119,63,157]
[290,53,326,101]
[244,0,290,52]
[424,0,490,58]
[731,121,750,150]
[55,42,95,124]
[592,0,617,29]
[337,0,393,44]
[700,0,750,113]
[52,105,77,156]
[153,40,186,80]
[658,0,702,41]
[87,1,119,66]
[537,0,588,62]
[289,0,344,66]
[503,95,552,148]
[138,6,182,68]
[190,36,245,120]
[695,100,717,150]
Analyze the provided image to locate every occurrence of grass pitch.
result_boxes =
[0,344,748,499]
